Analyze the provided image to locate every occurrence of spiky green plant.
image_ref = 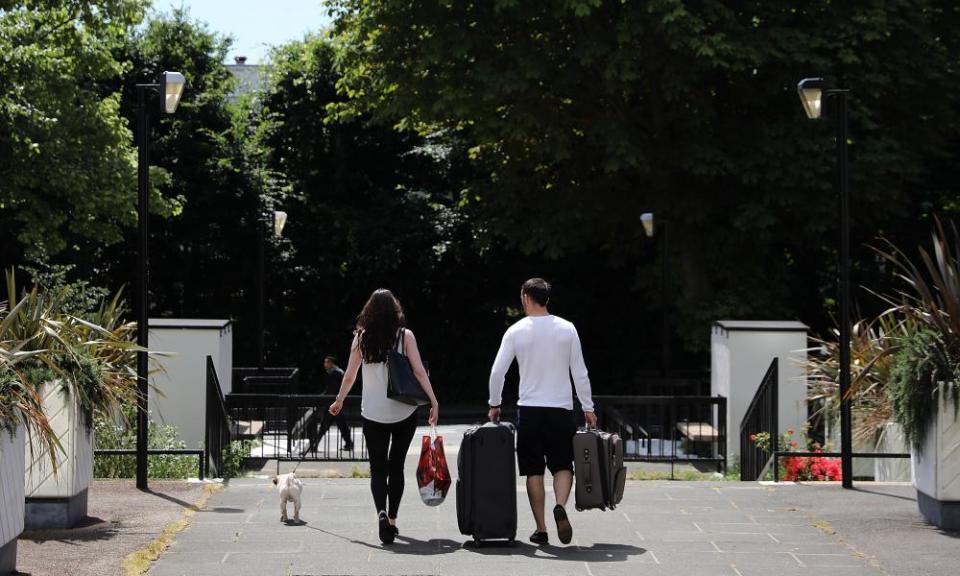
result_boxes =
[805,314,915,446]
[0,296,60,462]
[872,219,960,451]
[2,269,140,429]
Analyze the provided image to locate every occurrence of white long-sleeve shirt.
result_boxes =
[488,315,594,411]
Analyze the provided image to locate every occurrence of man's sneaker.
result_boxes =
[554,505,573,545]
[378,511,395,545]
[529,530,549,545]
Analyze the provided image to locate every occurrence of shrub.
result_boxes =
[94,407,198,479]
[220,440,252,479]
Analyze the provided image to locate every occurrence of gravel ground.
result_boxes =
[15,480,209,576]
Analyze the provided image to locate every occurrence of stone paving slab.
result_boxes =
[16,480,209,576]
[144,478,915,576]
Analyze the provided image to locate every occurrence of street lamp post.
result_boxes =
[641,213,670,377]
[256,210,287,371]
[798,77,853,489]
[135,71,185,490]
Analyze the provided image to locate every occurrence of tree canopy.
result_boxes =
[0,0,150,262]
[3,2,960,397]
[329,0,960,350]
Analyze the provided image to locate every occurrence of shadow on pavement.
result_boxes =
[296,522,647,561]
[852,487,917,503]
[142,488,200,511]
[464,540,646,562]
[21,516,118,544]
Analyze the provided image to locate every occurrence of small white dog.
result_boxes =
[273,472,303,523]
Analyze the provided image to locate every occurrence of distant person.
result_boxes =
[488,278,596,546]
[306,356,354,452]
[329,289,440,545]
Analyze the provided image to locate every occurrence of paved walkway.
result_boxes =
[145,478,957,576]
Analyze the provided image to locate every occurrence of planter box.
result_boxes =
[912,392,960,529]
[876,422,910,482]
[0,426,25,576]
[24,382,93,529]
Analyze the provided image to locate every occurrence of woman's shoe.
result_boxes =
[378,511,395,544]
[529,531,548,545]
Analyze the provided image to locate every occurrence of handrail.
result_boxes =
[739,358,778,481]
[205,356,232,478]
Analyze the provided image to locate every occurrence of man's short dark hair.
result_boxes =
[521,278,551,306]
[323,355,338,364]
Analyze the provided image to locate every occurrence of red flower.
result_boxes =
[787,428,795,436]
[789,440,799,448]
[749,434,757,443]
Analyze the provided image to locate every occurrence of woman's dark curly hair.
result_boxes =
[356,289,405,363]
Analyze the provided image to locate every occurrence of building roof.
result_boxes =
[713,320,809,332]
[149,318,231,330]
[226,63,266,101]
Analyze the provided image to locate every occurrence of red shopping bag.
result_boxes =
[417,431,451,506]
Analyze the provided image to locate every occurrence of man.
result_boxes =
[308,356,354,452]
[488,278,596,546]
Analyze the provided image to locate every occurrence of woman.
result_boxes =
[329,289,439,545]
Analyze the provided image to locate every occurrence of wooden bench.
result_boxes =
[676,421,719,442]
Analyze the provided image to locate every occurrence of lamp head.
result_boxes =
[641,212,655,238]
[797,77,825,119]
[273,211,288,236]
[160,71,186,114]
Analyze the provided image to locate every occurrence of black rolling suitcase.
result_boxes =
[573,428,627,511]
[456,421,517,544]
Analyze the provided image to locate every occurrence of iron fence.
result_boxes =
[771,451,911,482]
[225,393,367,462]
[232,366,300,394]
[594,394,727,474]
[94,449,204,479]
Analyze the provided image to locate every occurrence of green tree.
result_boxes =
[104,8,257,328]
[329,0,960,351]
[0,0,154,263]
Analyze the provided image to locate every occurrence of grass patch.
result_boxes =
[629,469,736,481]
[122,484,222,576]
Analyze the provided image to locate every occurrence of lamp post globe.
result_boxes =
[797,77,825,120]
[641,212,655,238]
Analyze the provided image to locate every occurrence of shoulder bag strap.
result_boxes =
[395,328,405,355]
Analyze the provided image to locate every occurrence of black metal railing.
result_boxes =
[225,393,366,462]
[739,358,778,481]
[594,395,727,475]
[232,366,300,394]
[94,449,204,479]
[206,356,232,478]
[771,450,911,482]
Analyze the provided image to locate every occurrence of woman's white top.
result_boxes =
[360,329,419,424]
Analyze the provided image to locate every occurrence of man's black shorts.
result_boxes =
[516,406,576,476]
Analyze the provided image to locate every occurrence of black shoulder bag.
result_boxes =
[387,329,431,406]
